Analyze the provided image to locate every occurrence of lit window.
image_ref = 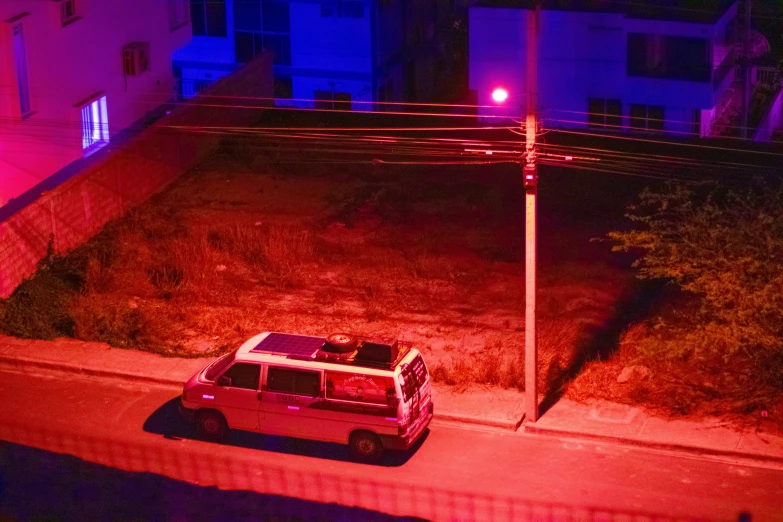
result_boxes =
[81,96,109,155]
[12,22,31,118]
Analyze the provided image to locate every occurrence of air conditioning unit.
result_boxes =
[123,42,150,76]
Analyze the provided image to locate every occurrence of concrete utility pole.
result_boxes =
[742,0,752,140]
[524,2,540,423]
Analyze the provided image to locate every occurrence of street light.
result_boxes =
[491,87,509,104]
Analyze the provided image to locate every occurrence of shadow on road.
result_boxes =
[0,421,698,522]
[143,396,425,467]
[0,440,426,521]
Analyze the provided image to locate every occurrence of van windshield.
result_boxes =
[205,349,237,380]
[399,355,428,402]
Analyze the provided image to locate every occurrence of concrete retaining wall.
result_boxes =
[0,53,273,298]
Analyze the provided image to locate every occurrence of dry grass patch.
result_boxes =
[431,338,526,391]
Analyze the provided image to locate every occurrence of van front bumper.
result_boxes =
[179,397,197,423]
[379,405,433,451]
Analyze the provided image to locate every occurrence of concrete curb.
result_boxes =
[524,424,783,466]
[0,355,183,388]
[0,355,525,431]
[435,412,525,431]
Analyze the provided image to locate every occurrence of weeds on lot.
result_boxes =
[69,294,172,352]
[203,223,314,289]
[431,339,526,391]
[0,238,81,339]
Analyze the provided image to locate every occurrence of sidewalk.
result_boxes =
[1,335,782,465]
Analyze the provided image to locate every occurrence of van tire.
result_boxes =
[196,410,228,441]
[349,430,383,461]
[326,333,359,353]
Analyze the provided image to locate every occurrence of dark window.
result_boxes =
[588,98,622,129]
[334,91,351,111]
[234,0,290,65]
[647,105,664,131]
[234,31,255,63]
[606,99,622,129]
[267,368,321,396]
[274,77,293,98]
[190,0,226,37]
[314,90,332,109]
[587,98,605,128]
[314,90,352,110]
[629,104,664,132]
[221,363,260,390]
[234,0,261,31]
[263,1,290,32]
[630,104,646,130]
[627,33,710,82]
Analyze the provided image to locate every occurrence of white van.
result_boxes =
[180,332,433,460]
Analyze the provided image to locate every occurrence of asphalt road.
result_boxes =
[0,367,781,521]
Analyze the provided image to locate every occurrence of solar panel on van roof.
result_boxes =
[250,333,325,358]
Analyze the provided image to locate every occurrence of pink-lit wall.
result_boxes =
[0,0,192,206]
[0,53,274,298]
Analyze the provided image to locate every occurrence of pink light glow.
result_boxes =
[491,88,509,103]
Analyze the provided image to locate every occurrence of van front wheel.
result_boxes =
[197,410,228,441]
[350,431,383,461]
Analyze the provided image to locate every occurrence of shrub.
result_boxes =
[0,239,81,340]
[70,296,172,352]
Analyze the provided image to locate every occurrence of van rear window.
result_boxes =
[399,355,428,402]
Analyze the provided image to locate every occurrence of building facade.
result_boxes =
[174,0,471,110]
[469,1,739,137]
[0,0,192,207]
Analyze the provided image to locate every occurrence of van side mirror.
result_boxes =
[217,375,233,387]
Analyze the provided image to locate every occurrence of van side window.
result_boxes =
[267,367,320,397]
[221,363,261,390]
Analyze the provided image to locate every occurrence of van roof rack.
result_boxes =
[250,333,412,370]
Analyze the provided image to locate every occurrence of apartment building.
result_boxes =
[173,0,472,109]
[470,0,739,137]
[0,0,192,207]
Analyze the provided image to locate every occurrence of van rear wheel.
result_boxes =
[350,431,383,461]
[197,410,228,441]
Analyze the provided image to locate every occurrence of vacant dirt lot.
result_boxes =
[5,112,782,434]
[5,122,656,401]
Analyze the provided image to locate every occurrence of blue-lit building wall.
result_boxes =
[470,2,739,138]
[173,0,454,110]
